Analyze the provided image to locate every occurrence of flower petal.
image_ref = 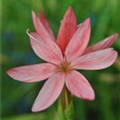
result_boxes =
[39,11,55,40]
[65,70,95,100]
[65,18,91,62]
[32,11,54,41]
[84,33,118,54]
[32,72,65,112]
[31,11,38,31]
[71,48,118,70]
[56,7,77,52]
[27,31,63,64]
[6,63,56,83]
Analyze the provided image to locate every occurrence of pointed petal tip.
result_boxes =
[31,106,46,112]
[81,17,91,29]
[68,6,73,11]
[31,11,36,18]
[84,97,95,101]
[85,17,91,24]
[114,33,119,39]
[31,108,37,112]
[26,29,29,33]
[88,92,95,100]
[82,87,95,101]
[26,29,31,37]
[26,29,33,38]
[76,93,95,101]
[87,17,91,21]
[110,33,119,40]
[31,106,43,112]
[39,10,44,18]
[26,30,40,43]
[31,11,35,15]
[31,108,39,112]
[40,10,44,15]
[66,6,74,14]
[112,50,118,61]
[6,69,16,80]
[31,11,39,24]
[87,97,95,101]
[110,48,118,59]
[6,69,14,76]
[6,70,10,76]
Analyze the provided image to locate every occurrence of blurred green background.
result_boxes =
[1,0,120,120]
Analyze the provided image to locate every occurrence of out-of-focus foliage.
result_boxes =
[1,0,120,120]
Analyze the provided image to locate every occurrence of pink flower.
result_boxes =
[7,7,118,112]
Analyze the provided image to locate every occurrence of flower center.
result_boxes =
[59,60,71,73]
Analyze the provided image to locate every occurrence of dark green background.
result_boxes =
[1,0,120,120]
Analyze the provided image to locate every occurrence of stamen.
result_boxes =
[59,60,71,73]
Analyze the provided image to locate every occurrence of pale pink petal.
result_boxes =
[39,11,55,40]
[65,18,91,62]
[71,48,118,70]
[56,7,77,52]
[32,11,41,33]
[65,70,95,100]
[84,33,118,54]
[32,11,54,41]
[27,31,63,64]
[6,63,56,83]
[32,72,65,112]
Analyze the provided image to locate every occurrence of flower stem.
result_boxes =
[58,86,74,120]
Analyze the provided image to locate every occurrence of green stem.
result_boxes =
[58,87,74,120]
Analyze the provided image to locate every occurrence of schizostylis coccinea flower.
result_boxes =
[7,7,118,112]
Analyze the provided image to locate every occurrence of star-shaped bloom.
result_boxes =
[7,7,118,112]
